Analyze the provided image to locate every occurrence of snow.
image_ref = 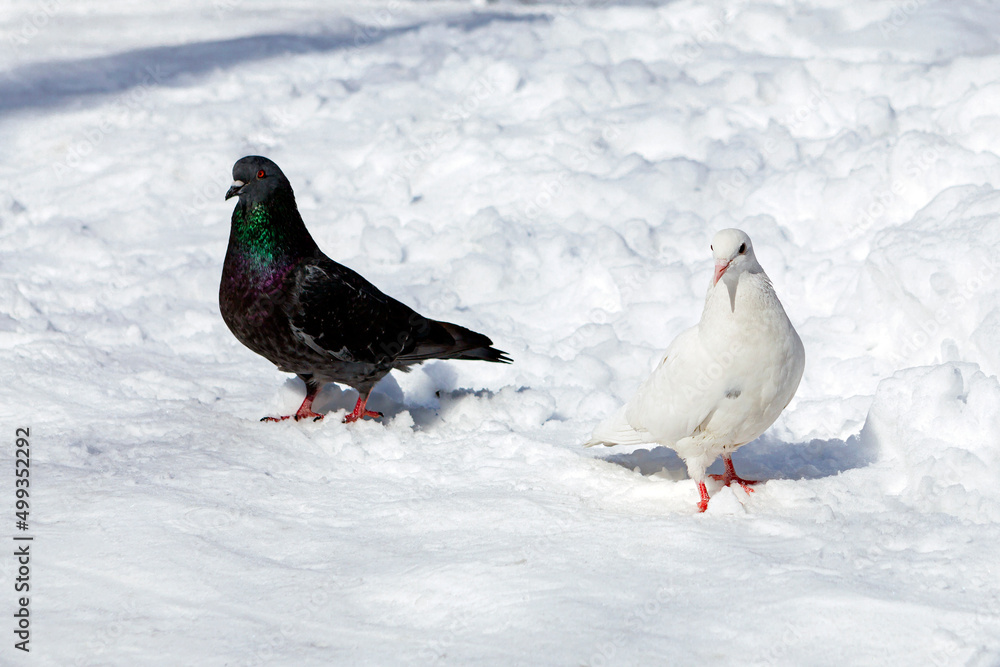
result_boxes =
[2,0,1000,664]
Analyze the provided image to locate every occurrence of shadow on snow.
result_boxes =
[601,430,876,482]
[300,366,498,429]
[0,12,549,114]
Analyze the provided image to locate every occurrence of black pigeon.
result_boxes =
[220,156,511,423]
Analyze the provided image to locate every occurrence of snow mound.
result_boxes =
[863,363,1000,520]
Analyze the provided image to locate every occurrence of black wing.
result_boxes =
[285,254,512,369]
[283,256,433,367]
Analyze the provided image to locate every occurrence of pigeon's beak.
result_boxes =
[225,180,245,201]
[713,259,730,285]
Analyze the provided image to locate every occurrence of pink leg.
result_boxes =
[343,393,383,423]
[708,455,758,493]
[292,391,325,421]
[696,480,710,513]
[261,383,325,422]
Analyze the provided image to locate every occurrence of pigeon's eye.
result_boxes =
[739,243,746,254]
[257,169,266,179]
[710,244,713,251]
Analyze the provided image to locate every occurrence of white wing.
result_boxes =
[586,325,726,448]
[624,325,728,445]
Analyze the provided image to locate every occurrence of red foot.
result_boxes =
[293,406,325,422]
[708,456,758,493]
[696,481,710,513]
[261,391,325,422]
[261,415,290,423]
[343,395,383,423]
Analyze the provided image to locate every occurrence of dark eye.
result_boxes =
[710,244,713,251]
[739,243,746,254]
[257,169,266,179]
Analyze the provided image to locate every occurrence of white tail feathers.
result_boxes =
[584,406,651,448]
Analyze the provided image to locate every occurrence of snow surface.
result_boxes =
[2,0,1000,664]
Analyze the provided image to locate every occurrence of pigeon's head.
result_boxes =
[226,156,292,205]
[710,229,760,285]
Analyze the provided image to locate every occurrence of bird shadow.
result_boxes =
[0,12,549,114]
[398,387,499,430]
[602,431,875,482]
[306,374,494,430]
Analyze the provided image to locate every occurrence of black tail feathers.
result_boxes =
[398,320,511,364]
[436,321,512,363]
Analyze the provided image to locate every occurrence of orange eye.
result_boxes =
[257,169,265,178]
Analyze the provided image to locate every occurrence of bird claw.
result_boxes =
[696,461,757,511]
[708,456,759,493]
[295,411,325,422]
[260,408,325,422]
[709,472,758,493]
[266,400,379,423]
[342,409,382,424]
[342,393,382,423]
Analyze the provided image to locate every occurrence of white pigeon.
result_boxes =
[585,229,805,512]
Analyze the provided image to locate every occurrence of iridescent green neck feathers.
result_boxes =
[228,192,316,276]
